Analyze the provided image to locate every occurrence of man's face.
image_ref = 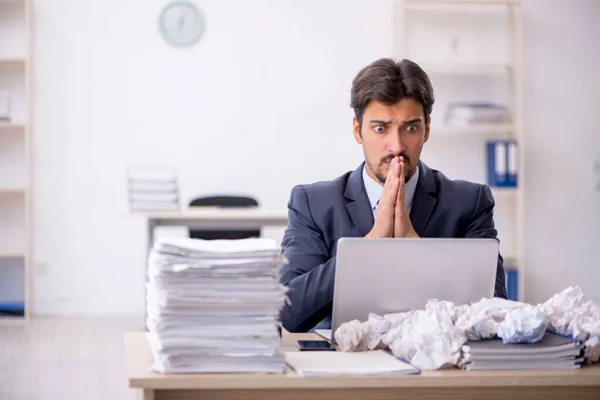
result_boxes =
[353,98,430,185]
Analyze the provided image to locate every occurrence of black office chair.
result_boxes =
[188,195,261,240]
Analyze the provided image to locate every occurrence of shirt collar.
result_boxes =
[362,162,420,212]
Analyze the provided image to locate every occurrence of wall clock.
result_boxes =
[159,2,204,47]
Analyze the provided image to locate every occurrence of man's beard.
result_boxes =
[374,153,413,185]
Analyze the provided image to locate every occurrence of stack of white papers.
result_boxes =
[146,237,287,373]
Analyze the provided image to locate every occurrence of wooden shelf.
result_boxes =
[0,122,26,130]
[0,316,25,325]
[491,187,518,197]
[0,57,26,65]
[0,188,26,194]
[0,252,25,258]
[503,253,520,264]
[0,0,25,5]
[422,63,511,75]
[433,123,512,135]
[405,0,519,5]
[406,3,515,14]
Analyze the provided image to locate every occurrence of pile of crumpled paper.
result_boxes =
[334,286,600,370]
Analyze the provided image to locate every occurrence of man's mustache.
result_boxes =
[381,154,411,166]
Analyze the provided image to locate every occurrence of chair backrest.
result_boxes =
[188,195,260,240]
[190,196,258,208]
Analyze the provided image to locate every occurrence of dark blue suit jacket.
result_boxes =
[279,161,507,333]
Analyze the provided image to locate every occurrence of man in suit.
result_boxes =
[280,58,507,333]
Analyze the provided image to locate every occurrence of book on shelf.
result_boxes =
[0,301,25,317]
[505,268,518,301]
[486,140,518,188]
[445,102,509,126]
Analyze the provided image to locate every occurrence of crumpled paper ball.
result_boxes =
[334,313,394,352]
[584,336,600,363]
[364,313,394,350]
[537,286,600,363]
[454,297,525,340]
[382,311,411,326]
[497,307,548,344]
[381,301,466,370]
[334,319,371,352]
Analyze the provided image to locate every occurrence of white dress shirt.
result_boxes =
[362,162,420,218]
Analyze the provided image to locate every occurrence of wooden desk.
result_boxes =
[124,331,600,400]
[129,207,289,254]
[130,207,289,231]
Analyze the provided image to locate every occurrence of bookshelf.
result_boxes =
[0,0,31,323]
[394,0,524,300]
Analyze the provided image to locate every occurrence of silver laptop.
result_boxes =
[324,237,499,340]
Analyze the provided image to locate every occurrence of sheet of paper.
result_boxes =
[285,350,419,376]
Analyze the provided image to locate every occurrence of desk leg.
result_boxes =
[136,389,154,400]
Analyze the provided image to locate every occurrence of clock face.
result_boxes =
[159,2,204,47]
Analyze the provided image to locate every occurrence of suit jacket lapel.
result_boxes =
[410,161,438,237]
[344,163,374,237]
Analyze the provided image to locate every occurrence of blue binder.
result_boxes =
[0,301,25,317]
[486,140,518,187]
[505,269,518,301]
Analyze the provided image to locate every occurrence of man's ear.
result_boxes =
[353,117,363,144]
[424,116,431,143]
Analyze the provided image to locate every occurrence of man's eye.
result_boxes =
[373,125,386,133]
[406,125,419,133]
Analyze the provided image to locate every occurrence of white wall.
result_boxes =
[522,0,600,303]
[31,0,600,316]
[32,0,392,315]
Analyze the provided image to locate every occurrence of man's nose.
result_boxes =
[387,131,406,154]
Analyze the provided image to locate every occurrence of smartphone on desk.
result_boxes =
[297,340,336,351]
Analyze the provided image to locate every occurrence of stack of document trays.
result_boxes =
[127,167,180,211]
[146,237,287,373]
[461,331,584,370]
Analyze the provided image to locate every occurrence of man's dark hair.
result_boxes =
[350,58,435,129]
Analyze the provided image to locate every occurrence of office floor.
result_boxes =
[0,317,144,400]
